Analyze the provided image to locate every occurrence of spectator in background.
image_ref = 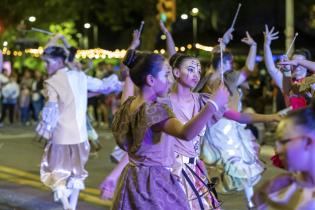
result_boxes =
[19,69,33,124]
[0,68,9,117]
[31,71,44,122]
[20,84,31,125]
[0,73,19,127]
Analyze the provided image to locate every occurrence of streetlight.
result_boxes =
[191,8,199,15]
[181,14,188,20]
[83,23,91,49]
[191,8,199,45]
[84,23,91,29]
[28,16,36,22]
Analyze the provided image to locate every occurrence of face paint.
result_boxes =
[177,58,201,88]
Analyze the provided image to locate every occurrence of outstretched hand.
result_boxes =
[264,25,279,46]
[129,29,141,49]
[241,31,256,46]
[222,27,234,45]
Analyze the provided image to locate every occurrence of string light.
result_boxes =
[195,43,213,52]
[1,43,214,58]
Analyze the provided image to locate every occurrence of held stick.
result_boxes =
[285,33,299,57]
[139,21,145,34]
[230,3,242,29]
[31,27,53,35]
[219,39,224,83]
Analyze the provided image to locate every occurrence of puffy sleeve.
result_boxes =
[112,97,175,153]
[36,83,59,140]
[86,74,123,95]
[145,102,175,127]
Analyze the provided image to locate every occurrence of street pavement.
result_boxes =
[0,124,284,210]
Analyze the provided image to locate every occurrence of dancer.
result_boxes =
[111,47,228,210]
[263,25,313,109]
[279,58,315,98]
[196,28,275,209]
[36,34,122,210]
[254,100,315,210]
[160,21,221,209]
[101,25,221,210]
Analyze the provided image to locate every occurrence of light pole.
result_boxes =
[191,8,199,45]
[84,23,91,49]
[285,0,294,55]
[93,25,98,48]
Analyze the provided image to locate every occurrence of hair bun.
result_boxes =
[67,46,77,62]
[123,49,137,68]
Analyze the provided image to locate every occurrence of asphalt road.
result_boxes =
[0,124,284,210]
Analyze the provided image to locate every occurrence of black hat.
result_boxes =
[43,46,67,60]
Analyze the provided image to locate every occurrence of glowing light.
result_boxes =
[192,8,199,15]
[195,43,213,52]
[181,14,188,20]
[28,16,36,22]
[84,23,91,29]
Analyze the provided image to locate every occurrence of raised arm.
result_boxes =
[45,34,68,48]
[119,28,143,103]
[280,59,315,73]
[224,110,281,124]
[212,28,234,53]
[263,25,283,90]
[237,31,257,85]
[160,20,176,58]
[120,64,135,103]
[87,74,122,95]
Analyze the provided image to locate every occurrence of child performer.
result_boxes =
[110,40,229,209]
[196,28,280,209]
[36,34,122,210]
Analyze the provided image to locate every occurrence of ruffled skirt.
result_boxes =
[40,141,90,201]
[201,118,264,192]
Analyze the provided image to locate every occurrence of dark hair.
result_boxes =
[43,46,67,61]
[294,48,312,60]
[211,51,233,70]
[287,100,315,131]
[123,49,166,87]
[67,46,77,62]
[169,53,196,69]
